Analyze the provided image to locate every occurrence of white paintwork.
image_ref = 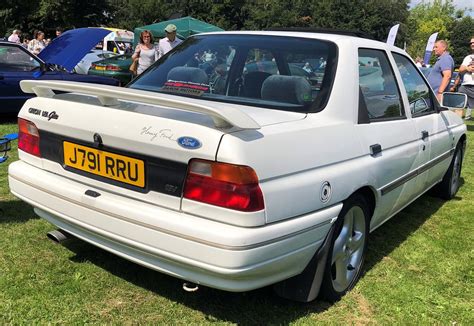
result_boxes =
[9,31,467,293]
[20,80,261,129]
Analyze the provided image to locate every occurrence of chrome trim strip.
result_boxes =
[11,174,331,251]
[381,149,454,196]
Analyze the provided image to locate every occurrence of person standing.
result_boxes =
[55,27,63,38]
[132,30,158,75]
[28,30,46,55]
[427,40,454,102]
[8,29,21,43]
[451,36,474,120]
[157,24,182,59]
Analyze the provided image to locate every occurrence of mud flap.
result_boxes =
[273,222,336,302]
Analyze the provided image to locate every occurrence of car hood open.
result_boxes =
[38,28,111,72]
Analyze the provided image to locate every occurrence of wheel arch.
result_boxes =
[351,186,376,222]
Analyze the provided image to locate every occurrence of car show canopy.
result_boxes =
[134,16,223,43]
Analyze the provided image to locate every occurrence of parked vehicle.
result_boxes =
[9,30,467,303]
[95,28,134,55]
[0,29,119,114]
[74,49,118,75]
[87,53,133,85]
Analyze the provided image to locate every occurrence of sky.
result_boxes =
[410,0,474,15]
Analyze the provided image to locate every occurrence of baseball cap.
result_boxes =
[165,24,177,33]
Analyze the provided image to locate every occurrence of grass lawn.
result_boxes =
[1,118,473,324]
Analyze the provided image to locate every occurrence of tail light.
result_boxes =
[183,159,264,212]
[106,65,121,71]
[18,118,41,157]
[90,63,97,69]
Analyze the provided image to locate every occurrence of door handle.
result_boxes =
[370,144,382,156]
[421,130,429,140]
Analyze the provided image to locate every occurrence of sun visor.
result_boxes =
[38,28,111,72]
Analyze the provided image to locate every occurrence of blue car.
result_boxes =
[0,28,119,114]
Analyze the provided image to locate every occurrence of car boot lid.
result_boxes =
[38,28,111,72]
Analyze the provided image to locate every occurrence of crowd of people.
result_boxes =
[6,28,63,55]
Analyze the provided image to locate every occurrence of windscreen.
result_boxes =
[129,34,337,112]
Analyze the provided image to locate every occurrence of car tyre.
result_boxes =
[319,193,369,302]
[434,143,464,200]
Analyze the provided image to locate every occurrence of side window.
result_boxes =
[392,53,435,116]
[0,45,40,71]
[358,49,404,121]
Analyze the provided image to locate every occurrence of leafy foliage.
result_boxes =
[405,0,458,64]
[450,16,474,65]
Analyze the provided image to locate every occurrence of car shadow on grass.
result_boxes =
[0,200,38,223]
[56,190,455,324]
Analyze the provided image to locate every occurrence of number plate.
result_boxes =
[63,141,145,188]
[95,66,106,70]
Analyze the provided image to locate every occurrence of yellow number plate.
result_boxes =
[63,141,145,188]
[95,66,106,70]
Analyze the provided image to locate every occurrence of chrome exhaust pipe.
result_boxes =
[47,229,72,244]
[182,282,199,292]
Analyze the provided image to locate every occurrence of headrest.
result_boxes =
[261,75,312,105]
[167,67,209,84]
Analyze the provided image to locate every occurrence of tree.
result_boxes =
[406,0,457,63]
[38,0,112,31]
[0,0,37,38]
[450,16,474,65]
[310,0,410,44]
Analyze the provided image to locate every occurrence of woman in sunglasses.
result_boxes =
[132,30,158,75]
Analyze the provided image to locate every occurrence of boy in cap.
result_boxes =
[158,24,182,59]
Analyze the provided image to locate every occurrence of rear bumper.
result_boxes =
[9,160,341,292]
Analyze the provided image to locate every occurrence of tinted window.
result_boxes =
[0,45,40,71]
[358,49,404,120]
[129,35,337,112]
[392,53,435,116]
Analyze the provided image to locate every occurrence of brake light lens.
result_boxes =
[18,118,41,157]
[106,65,121,71]
[183,159,264,212]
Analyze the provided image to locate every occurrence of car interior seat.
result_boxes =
[242,71,272,98]
[261,75,312,105]
[167,66,209,84]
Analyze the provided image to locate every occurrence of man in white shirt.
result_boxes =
[451,36,474,120]
[158,24,182,59]
[8,30,21,44]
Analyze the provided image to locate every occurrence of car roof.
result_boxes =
[197,30,408,57]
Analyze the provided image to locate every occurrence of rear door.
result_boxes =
[355,48,420,227]
[392,52,452,191]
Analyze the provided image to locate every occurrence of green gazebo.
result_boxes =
[134,16,224,44]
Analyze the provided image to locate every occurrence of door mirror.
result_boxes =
[441,92,467,118]
[441,92,468,109]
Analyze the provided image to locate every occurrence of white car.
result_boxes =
[9,30,467,303]
[74,49,118,75]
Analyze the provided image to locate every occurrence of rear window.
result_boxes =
[128,34,337,112]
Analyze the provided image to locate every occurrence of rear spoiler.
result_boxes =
[20,80,261,130]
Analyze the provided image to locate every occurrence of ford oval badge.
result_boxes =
[177,137,202,149]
